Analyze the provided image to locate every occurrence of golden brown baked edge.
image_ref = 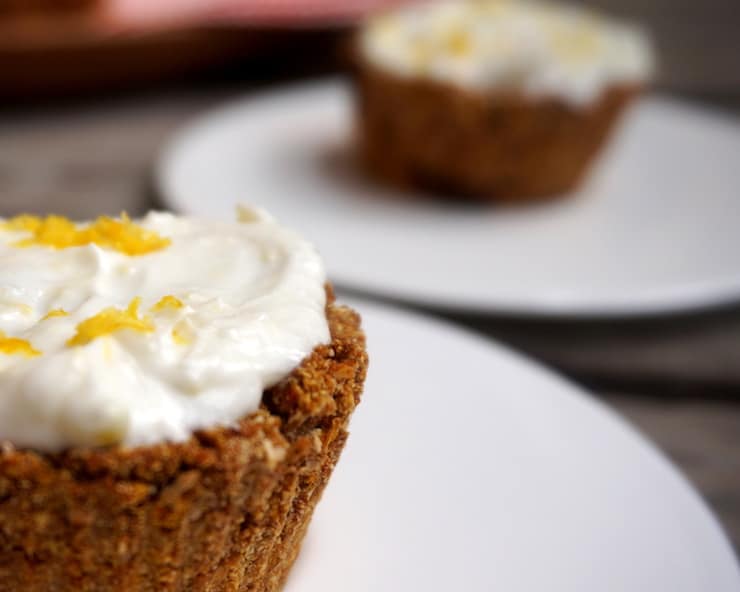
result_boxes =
[354,57,640,201]
[0,288,368,592]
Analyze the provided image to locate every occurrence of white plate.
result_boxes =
[158,79,740,317]
[283,299,739,591]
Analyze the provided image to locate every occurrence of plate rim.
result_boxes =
[329,296,740,588]
[156,76,740,319]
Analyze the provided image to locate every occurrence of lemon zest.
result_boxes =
[67,297,153,347]
[42,308,69,321]
[3,213,170,256]
[1,215,43,233]
[171,320,193,346]
[151,295,184,313]
[94,427,125,447]
[0,330,41,357]
[446,29,472,57]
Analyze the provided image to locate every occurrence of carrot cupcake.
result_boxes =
[0,208,367,591]
[355,0,654,200]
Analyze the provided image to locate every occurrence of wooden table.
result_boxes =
[1,81,738,557]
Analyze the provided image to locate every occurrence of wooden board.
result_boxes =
[0,13,344,101]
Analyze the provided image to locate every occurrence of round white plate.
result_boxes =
[158,79,740,317]
[283,299,739,591]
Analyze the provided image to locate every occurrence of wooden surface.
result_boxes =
[0,81,738,558]
[0,0,738,101]
[0,22,346,102]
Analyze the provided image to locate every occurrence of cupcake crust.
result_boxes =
[355,61,638,200]
[0,290,367,592]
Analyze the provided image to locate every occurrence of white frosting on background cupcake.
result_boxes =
[0,208,329,451]
[361,0,654,105]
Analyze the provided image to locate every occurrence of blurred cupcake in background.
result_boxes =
[355,0,655,201]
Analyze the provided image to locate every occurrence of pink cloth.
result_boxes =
[105,0,408,29]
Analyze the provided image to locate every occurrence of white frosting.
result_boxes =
[0,209,329,452]
[360,0,654,105]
